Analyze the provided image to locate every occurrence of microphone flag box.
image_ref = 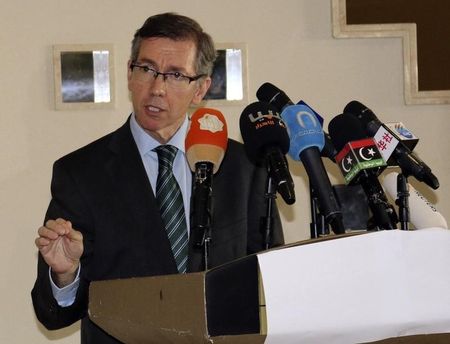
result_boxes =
[373,126,399,165]
[88,230,450,343]
[373,123,419,166]
[385,121,419,151]
[335,138,386,184]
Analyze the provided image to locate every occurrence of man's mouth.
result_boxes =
[146,105,163,113]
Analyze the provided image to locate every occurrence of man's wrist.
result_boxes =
[49,265,81,307]
[51,263,80,288]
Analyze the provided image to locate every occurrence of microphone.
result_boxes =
[280,104,345,234]
[256,82,337,161]
[382,172,448,229]
[186,108,228,249]
[328,113,398,230]
[239,101,295,205]
[344,100,439,190]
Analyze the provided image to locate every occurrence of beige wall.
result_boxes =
[1,0,448,342]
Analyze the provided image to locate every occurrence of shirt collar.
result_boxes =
[130,113,189,156]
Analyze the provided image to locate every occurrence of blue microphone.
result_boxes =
[281,104,345,234]
[282,103,325,160]
[256,82,337,161]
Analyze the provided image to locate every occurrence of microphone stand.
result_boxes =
[192,162,213,270]
[310,183,329,238]
[262,172,277,250]
[359,172,398,230]
[395,173,410,230]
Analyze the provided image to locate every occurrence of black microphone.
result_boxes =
[256,82,337,161]
[281,104,345,234]
[344,100,439,190]
[328,113,398,230]
[239,101,295,205]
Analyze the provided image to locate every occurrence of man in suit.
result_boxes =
[32,12,283,343]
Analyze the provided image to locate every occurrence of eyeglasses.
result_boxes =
[130,63,206,90]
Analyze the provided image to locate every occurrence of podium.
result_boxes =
[89,228,450,343]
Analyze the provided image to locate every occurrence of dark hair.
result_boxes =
[131,12,216,76]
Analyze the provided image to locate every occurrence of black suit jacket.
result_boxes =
[32,117,283,343]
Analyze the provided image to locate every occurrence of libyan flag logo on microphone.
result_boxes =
[337,138,386,184]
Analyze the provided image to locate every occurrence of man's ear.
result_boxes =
[191,77,212,105]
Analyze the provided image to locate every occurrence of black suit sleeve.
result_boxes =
[31,159,94,330]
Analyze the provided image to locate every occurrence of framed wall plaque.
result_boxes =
[53,44,115,110]
[202,43,248,106]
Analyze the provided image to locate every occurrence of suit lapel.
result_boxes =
[105,117,178,273]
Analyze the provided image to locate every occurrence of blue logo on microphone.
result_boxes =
[281,104,325,161]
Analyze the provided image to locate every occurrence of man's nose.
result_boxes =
[150,73,166,96]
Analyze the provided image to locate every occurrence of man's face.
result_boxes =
[128,37,211,143]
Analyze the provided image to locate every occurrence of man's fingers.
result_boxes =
[37,226,59,240]
[55,218,67,225]
[39,218,82,243]
[45,218,70,235]
[35,236,50,249]
[67,228,83,242]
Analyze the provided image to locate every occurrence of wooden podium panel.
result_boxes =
[89,229,450,343]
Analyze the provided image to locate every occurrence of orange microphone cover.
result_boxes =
[185,108,228,174]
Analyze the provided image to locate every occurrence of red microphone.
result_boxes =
[185,108,228,256]
[186,107,228,173]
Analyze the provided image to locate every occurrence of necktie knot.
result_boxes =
[154,145,178,171]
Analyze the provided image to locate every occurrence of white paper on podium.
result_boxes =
[257,228,450,344]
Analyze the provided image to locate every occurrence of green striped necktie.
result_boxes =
[154,145,188,273]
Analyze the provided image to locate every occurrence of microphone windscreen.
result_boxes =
[256,82,292,111]
[280,104,324,161]
[343,100,366,115]
[382,172,448,229]
[328,113,368,151]
[239,101,289,161]
[186,108,228,174]
[344,100,378,126]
